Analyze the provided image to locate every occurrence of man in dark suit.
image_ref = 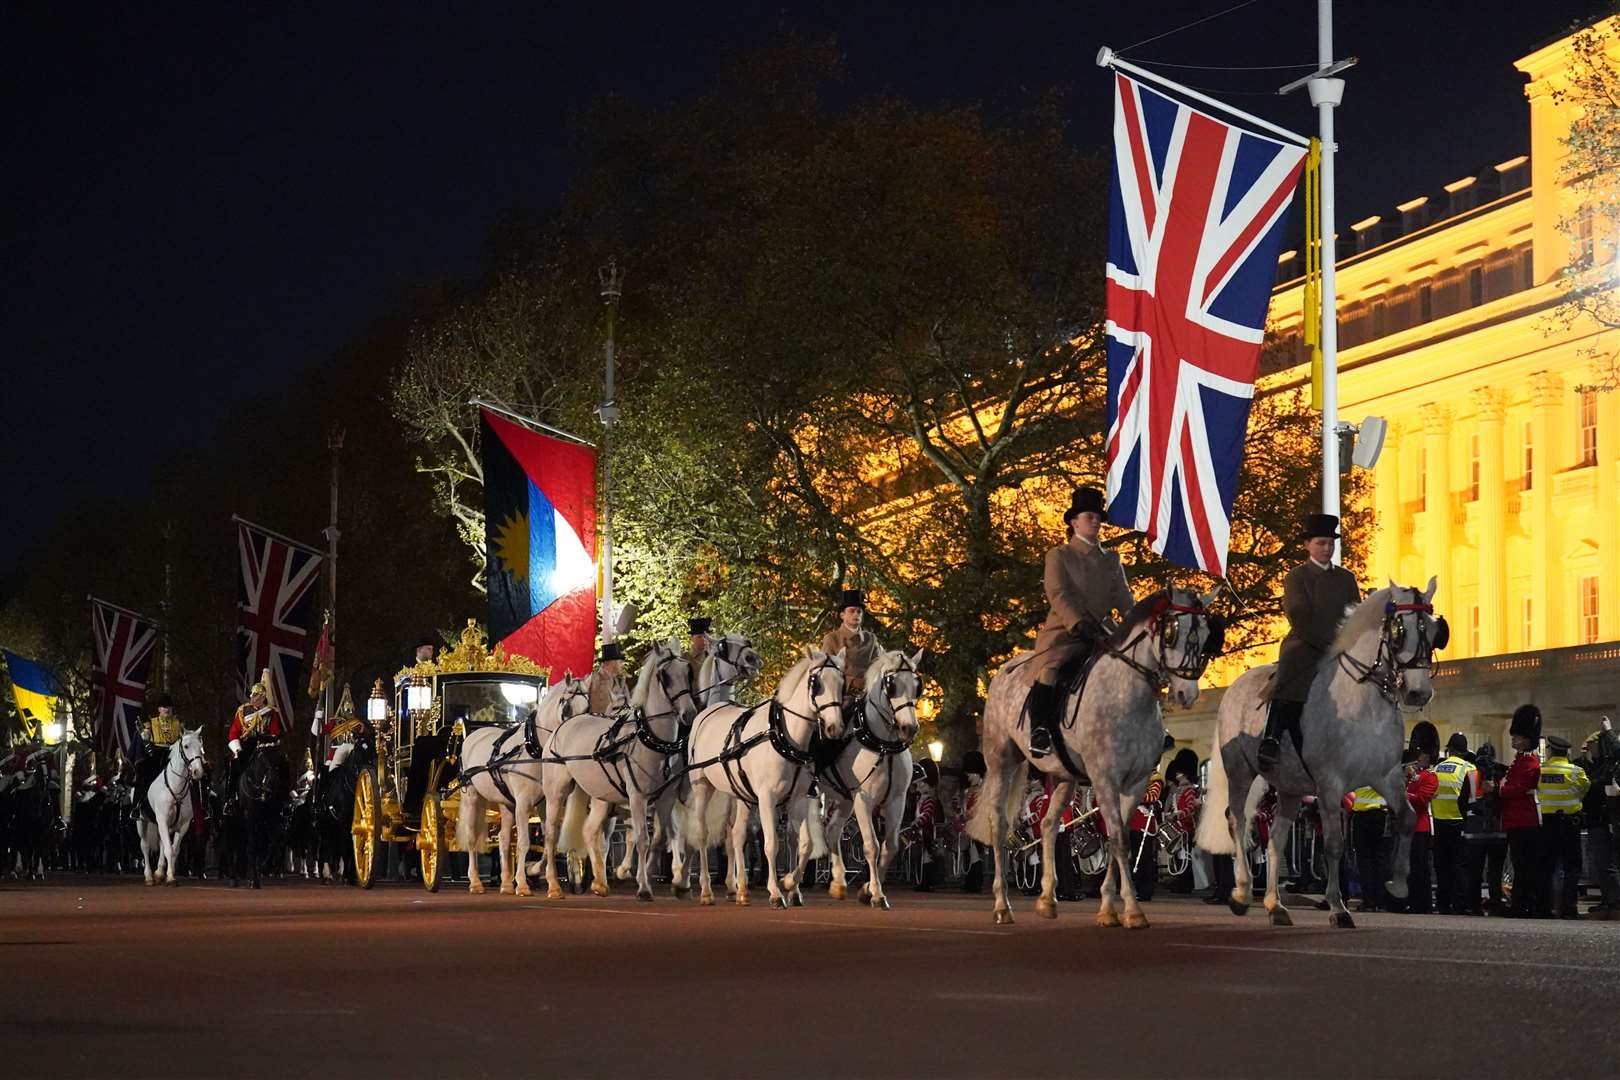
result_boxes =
[1258,513,1362,772]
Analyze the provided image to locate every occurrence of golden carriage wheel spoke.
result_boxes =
[421,794,444,893]
[351,769,378,890]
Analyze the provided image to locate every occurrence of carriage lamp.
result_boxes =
[368,679,388,723]
[407,673,432,714]
[928,740,944,763]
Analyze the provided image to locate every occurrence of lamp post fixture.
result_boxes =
[596,259,623,644]
[927,740,944,764]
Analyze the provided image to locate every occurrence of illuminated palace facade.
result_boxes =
[1173,24,1620,752]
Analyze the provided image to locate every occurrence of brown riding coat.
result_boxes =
[1031,538,1133,679]
[820,625,880,695]
[1273,560,1362,703]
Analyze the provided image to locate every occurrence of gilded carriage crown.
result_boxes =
[394,619,548,683]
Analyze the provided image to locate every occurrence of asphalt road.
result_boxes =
[3,875,1617,1080]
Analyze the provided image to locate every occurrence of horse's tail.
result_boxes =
[456,786,488,854]
[559,787,591,856]
[1195,738,1235,854]
[967,755,1025,845]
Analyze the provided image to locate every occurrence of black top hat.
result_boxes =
[1445,732,1469,755]
[1063,486,1107,525]
[154,693,175,710]
[687,617,712,636]
[1298,513,1341,541]
[599,641,626,663]
[837,589,865,611]
[960,750,986,777]
[416,636,438,651]
[1509,704,1542,739]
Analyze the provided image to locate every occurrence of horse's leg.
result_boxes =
[1035,779,1073,920]
[852,794,888,910]
[729,803,752,907]
[1227,763,1255,915]
[159,809,179,886]
[1103,787,1148,929]
[136,820,154,885]
[690,783,717,906]
[541,781,566,900]
[495,803,515,895]
[825,798,850,900]
[983,742,1015,925]
[665,794,689,899]
[759,791,788,909]
[583,798,614,897]
[1321,789,1354,927]
[1265,795,1301,927]
[1374,767,1414,904]
[629,789,654,902]
[512,791,535,897]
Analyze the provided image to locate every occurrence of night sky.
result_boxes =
[3,0,1606,574]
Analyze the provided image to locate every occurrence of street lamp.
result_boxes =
[42,720,64,744]
[927,740,944,763]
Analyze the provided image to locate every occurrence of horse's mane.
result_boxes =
[1108,589,1171,649]
[1327,586,1391,656]
[628,643,673,709]
[774,653,816,700]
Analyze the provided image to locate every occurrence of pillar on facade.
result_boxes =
[1375,422,1403,583]
[1599,383,1619,642]
[1421,404,1453,623]
[1475,389,1508,656]
[1530,371,1562,649]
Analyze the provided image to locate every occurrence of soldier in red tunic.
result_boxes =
[227,671,284,789]
[1500,704,1543,918]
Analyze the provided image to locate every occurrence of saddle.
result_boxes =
[1018,651,1096,783]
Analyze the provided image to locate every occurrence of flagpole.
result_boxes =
[1096,48,1311,147]
[470,399,597,449]
[229,515,324,559]
[596,260,623,646]
[322,423,343,769]
[1311,0,1345,563]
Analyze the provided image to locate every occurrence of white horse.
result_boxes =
[814,649,922,910]
[685,649,847,908]
[1196,579,1443,929]
[540,642,698,901]
[135,730,206,886]
[623,632,764,891]
[970,588,1221,926]
[455,673,590,895]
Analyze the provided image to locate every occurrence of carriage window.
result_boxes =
[441,679,539,728]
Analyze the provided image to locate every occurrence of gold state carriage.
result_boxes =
[350,620,548,891]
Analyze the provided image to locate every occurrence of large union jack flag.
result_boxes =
[90,598,159,761]
[235,518,322,720]
[1104,73,1306,576]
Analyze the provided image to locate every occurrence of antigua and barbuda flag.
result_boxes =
[3,649,60,740]
[481,408,596,680]
[1104,72,1306,576]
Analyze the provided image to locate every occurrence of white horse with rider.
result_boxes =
[970,587,1222,926]
[1196,578,1444,928]
[811,648,922,910]
[135,729,206,886]
[683,648,847,908]
[539,641,698,901]
[454,673,590,895]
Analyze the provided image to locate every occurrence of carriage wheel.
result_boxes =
[420,794,445,893]
[351,769,378,890]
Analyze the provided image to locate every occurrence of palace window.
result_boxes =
[1579,390,1598,467]
[1580,577,1600,645]
[1522,596,1534,649]
[1468,433,1480,502]
[1470,606,1481,655]
[1418,283,1433,323]
[1520,247,1535,289]
[1521,420,1534,490]
[1467,266,1484,308]
[1577,213,1596,267]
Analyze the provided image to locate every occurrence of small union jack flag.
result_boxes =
[235,518,322,719]
[90,598,158,761]
[1104,73,1306,576]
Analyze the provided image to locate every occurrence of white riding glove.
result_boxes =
[310,708,325,736]
[229,739,242,756]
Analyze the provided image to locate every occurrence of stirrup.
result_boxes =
[1028,726,1054,759]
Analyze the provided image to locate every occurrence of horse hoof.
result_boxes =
[875,896,891,911]
[615,869,632,881]
[769,895,787,909]
[547,886,565,900]
[500,884,515,895]
[1035,897,1058,920]
[144,877,154,886]
[1227,898,1250,916]
[673,885,690,899]
[637,891,654,903]
[993,908,1014,926]
[1330,911,1356,929]
[1268,908,1294,927]
[1384,880,1408,900]
[1096,909,1121,928]
[516,885,533,898]
[1122,911,1150,930]
[700,894,716,906]
[829,883,846,901]
[736,894,750,907]
[169,878,180,887]
[469,882,486,895]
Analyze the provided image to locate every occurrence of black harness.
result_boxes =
[1336,598,1445,705]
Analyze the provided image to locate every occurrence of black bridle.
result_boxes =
[1337,593,1446,704]
[1106,594,1225,691]
[854,658,922,756]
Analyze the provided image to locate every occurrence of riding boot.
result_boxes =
[1027,682,1059,758]
[1258,699,1288,771]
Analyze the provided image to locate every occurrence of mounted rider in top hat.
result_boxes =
[1027,487,1133,759]
[686,616,713,691]
[821,589,881,704]
[587,641,630,716]
[1257,512,1362,772]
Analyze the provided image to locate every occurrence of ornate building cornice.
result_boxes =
[1529,370,1563,407]
[1473,387,1509,422]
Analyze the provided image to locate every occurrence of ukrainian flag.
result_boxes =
[3,649,59,739]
